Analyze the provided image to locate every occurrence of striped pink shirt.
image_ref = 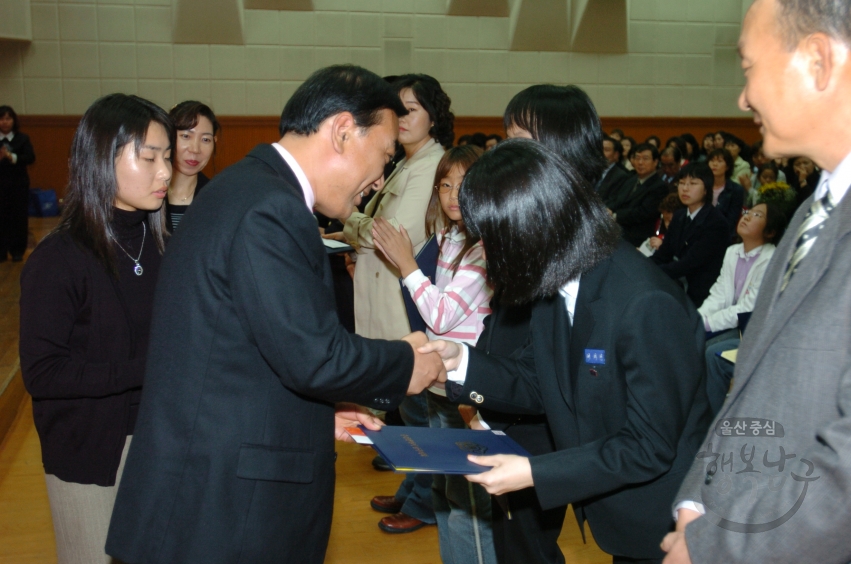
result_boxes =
[402,227,492,346]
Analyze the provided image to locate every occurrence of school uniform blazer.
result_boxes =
[675,174,851,563]
[609,172,670,246]
[449,242,713,559]
[651,205,730,308]
[106,144,413,564]
[697,243,775,332]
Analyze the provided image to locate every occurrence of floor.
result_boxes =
[0,217,610,563]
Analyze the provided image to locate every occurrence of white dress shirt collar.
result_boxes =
[687,205,704,220]
[735,243,764,259]
[558,277,581,325]
[0,131,14,142]
[815,149,851,204]
[271,143,315,211]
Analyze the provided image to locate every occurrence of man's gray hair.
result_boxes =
[776,0,851,49]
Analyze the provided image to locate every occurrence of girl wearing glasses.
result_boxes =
[699,202,788,414]
[372,145,496,564]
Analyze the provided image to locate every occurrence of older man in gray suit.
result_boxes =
[662,0,851,563]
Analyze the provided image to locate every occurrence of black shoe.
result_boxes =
[371,455,392,472]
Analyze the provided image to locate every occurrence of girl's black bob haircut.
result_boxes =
[460,138,620,305]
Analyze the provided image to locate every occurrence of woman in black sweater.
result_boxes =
[19,94,173,564]
[0,105,36,261]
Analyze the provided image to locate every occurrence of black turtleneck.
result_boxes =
[19,207,165,485]
[111,207,162,431]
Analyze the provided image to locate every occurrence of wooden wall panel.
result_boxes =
[17,115,761,200]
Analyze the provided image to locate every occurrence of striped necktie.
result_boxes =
[780,189,836,292]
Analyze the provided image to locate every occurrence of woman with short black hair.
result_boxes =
[166,100,219,231]
[19,93,173,564]
[0,105,35,261]
[707,147,745,237]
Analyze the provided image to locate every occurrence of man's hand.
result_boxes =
[403,332,446,394]
[465,454,533,495]
[661,508,700,564]
[322,231,346,242]
[334,402,384,442]
[417,339,464,371]
[649,236,664,250]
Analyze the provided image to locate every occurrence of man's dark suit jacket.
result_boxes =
[609,173,670,246]
[106,145,414,564]
[596,163,635,209]
[651,205,729,307]
[715,180,745,239]
[450,242,713,560]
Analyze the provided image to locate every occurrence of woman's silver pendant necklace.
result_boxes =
[113,222,146,276]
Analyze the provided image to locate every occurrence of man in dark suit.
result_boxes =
[651,163,729,308]
[597,135,635,208]
[663,1,851,562]
[423,140,713,563]
[609,143,670,246]
[106,66,446,564]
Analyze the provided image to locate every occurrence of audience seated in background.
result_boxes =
[645,135,661,148]
[620,136,636,170]
[484,133,502,150]
[700,133,715,161]
[787,155,821,207]
[723,134,752,186]
[638,192,686,257]
[680,133,700,163]
[651,162,729,308]
[707,148,746,238]
[598,136,633,207]
[701,202,788,416]
[660,145,683,186]
[608,142,669,246]
[609,128,624,141]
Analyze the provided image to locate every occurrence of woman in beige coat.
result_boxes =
[343,75,454,341]
[341,74,454,534]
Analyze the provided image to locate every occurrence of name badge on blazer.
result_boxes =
[584,349,606,365]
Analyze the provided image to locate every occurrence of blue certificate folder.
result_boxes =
[361,425,530,474]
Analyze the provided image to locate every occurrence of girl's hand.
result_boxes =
[372,218,418,277]
[648,237,664,250]
[738,173,752,190]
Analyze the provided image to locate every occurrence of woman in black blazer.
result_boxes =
[707,148,745,238]
[19,94,173,564]
[652,162,730,307]
[0,105,36,261]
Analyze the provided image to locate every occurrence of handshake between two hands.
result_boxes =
[401,331,465,395]
[333,333,461,443]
